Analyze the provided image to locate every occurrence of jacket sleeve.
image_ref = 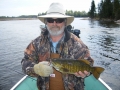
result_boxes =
[78,40,94,66]
[73,35,94,66]
[82,48,94,66]
[21,41,39,77]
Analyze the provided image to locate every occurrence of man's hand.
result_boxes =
[34,61,53,77]
[74,71,90,78]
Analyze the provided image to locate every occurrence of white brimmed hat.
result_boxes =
[38,2,74,26]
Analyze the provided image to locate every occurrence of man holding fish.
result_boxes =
[21,2,104,90]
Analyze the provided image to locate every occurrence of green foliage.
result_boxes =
[115,8,120,19]
[65,10,74,16]
[18,15,37,18]
[38,10,88,17]
[67,10,89,17]
[98,0,104,19]
[97,0,120,20]
[0,15,37,18]
[0,16,7,18]
[89,0,96,18]
[113,0,120,20]
[1,0,120,20]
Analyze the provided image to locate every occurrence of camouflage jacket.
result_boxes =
[21,28,94,90]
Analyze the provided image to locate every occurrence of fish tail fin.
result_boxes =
[92,67,104,79]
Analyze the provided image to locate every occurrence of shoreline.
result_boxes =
[0,17,119,24]
[0,18,38,21]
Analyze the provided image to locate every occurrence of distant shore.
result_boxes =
[1,17,119,24]
[0,18,38,21]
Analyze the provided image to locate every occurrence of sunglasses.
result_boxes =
[46,18,65,23]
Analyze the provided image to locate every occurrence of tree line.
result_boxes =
[1,0,120,20]
[38,0,120,20]
[38,10,88,17]
[89,0,120,20]
[0,15,37,18]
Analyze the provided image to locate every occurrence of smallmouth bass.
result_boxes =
[51,59,104,79]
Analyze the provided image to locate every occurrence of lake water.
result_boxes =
[0,18,120,90]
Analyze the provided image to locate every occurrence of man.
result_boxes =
[21,2,94,90]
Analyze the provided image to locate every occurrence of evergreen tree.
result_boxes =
[98,0,104,19]
[113,0,120,19]
[89,0,96,18]
[98,0,113,19]
[105,0,113,19]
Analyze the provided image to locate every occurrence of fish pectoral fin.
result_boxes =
[60,68,69,73]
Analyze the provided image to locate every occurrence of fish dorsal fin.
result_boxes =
[79,59,90,65]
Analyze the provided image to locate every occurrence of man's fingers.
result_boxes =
[78,71,86,78]
[84,71,90,76]
[74,71,90,78]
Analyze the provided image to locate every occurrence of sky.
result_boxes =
[0,0,100,17]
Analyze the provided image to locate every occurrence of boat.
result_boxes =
[10,75,112,90]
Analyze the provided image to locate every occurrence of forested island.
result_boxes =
[0,0,120,21]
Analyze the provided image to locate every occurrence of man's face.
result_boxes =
[46,18,66,36]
